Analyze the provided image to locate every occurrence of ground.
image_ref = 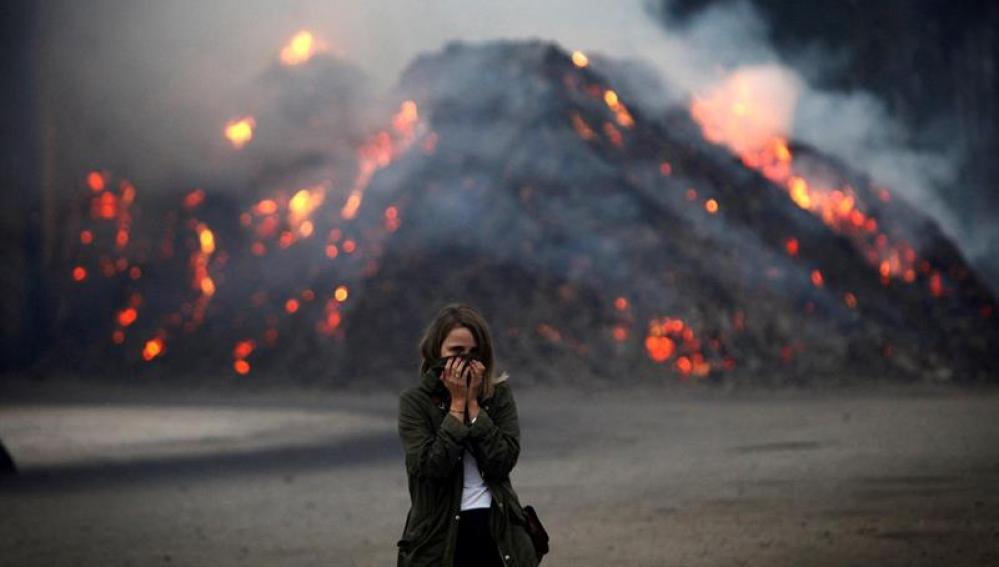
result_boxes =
[1,381,998,566]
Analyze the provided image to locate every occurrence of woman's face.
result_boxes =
[439,325,477,359]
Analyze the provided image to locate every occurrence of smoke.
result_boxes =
[39,0,969,255]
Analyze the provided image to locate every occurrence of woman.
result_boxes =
[397,304,538,567]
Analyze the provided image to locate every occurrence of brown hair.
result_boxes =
[419,303,500,399]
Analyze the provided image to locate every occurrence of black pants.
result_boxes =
[454,508,504,567]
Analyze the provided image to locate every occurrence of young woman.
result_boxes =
[397,304,538,567]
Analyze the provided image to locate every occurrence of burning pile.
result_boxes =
[55,36,997,385]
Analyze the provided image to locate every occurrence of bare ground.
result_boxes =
[2,382,998,566]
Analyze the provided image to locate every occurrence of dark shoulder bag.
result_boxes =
[523,505,550,561]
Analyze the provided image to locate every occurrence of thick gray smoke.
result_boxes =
[39,0,971,264]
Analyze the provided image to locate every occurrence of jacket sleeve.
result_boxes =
[398,390,468,480]
[467,382,521,480]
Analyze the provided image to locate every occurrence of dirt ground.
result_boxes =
[2,382,998,566]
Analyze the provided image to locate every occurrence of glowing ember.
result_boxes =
[844,292,858,309]
[233,340,255,360]
[705,199,719,214]
[570,112,596,141]
[80,230,93,245]
[256,199,278,215]
[603,122,623,146]
[117,308,138,327]
[233,360,251,375]
[334,285,349,302]
[612,325,628,342]
[142,338,165,361]
[603,89,635,128]
[198,227,216,255]
[645,335,675,362]
[811,269,824,288]
[184,189,205,209]
[384,206,401,232]
[571,50,589,68]
[659,161,672,176]
[614,296,628,311]
[199,277,216,296]
[224,116,255,149]
[785,237,799,256]
[93,191,117,220]
[285,298,300,314]
[930,272,944,297]
[87,171,105,192]
[72,266,87,282]
[280,30,324,66]
[289,187,324,222]
[676,356,693,376]
[341,190,363,220]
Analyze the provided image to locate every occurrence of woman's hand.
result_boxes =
[441,356,470,418]
[466,360,485,419]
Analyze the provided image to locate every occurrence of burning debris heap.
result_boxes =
[56,37,997,385]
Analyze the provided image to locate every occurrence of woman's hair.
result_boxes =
[419,303,500,398]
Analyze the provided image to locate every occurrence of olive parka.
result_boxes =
[397,369,539,567]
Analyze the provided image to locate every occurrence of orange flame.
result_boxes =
[571,51,589,68]
[334,285,349,302]
[198,225,216,255]
[117,308,138,327]
[87,171,105,192]
[690,67,925,284]
[341,101,423,220]
[224,116,255,149]
[233,340,255,360]
[280,31,324,66]
[142,338,164,361]
[644,335,675,362]
[603,90,635,129]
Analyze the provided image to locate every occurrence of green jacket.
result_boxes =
[397,370,539,567]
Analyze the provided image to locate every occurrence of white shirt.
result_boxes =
[460,449,492,510]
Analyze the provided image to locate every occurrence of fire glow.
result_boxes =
[224,116,256,149]
[60,38,992,384]
[280,30,324,66]
[690,67,931,288]
[643,317,718,378]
